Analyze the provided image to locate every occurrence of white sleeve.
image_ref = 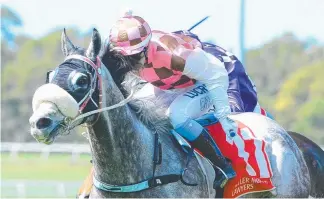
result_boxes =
[182,48,231,122]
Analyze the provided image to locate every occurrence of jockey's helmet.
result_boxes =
[109,10,152,56]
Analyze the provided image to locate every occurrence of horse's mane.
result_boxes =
[100,48,172,135]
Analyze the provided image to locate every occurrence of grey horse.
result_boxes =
[29,28,318,198]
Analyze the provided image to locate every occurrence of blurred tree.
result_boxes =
[274,62,324,143]
[246,33,324,114]
[304,36,318,49]
[1,35,30,69]
[1,5,23,48]
[293,99,324,144]
[1,41,14,67]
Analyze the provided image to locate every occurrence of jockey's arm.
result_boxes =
[182,48,234,133]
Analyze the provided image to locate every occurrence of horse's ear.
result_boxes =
[61,28,76,57]
[86,28,101,61]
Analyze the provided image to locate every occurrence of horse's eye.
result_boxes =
[77,77,88,86]
[70,73,89,91]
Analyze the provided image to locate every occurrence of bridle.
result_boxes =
[52,54,134,129]
[65,55,101,114]
[49,54,197,193]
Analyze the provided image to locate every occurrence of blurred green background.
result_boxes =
[1,0,324,198]
[1,153,92,198]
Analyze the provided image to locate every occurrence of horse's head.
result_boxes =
[29,28,102,144]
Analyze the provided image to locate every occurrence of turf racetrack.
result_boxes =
[1,152,92,198]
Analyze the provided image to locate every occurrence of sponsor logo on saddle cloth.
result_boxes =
[205,121,275,198]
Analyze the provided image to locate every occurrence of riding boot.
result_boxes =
[191,129,236,188]
[175,119,236,188]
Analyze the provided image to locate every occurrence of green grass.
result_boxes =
[1,152,92,180]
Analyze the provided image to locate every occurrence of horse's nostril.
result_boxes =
[36,117,53,129]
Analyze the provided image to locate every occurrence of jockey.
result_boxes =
[107,11,258,188]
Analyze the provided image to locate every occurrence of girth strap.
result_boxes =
[93,132,198,193]
[93,174,181,193]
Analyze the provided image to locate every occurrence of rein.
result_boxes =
[60,54,197,193]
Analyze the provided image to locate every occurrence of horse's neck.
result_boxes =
[87,67,155,185]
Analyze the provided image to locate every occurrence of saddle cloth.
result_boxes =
[196,113,275,198]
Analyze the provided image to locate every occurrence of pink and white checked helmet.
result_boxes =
[109,10,152,56]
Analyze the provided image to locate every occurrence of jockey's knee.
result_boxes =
[167,106,188,128]
[167,107,202,141]
[174,119,203,141]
